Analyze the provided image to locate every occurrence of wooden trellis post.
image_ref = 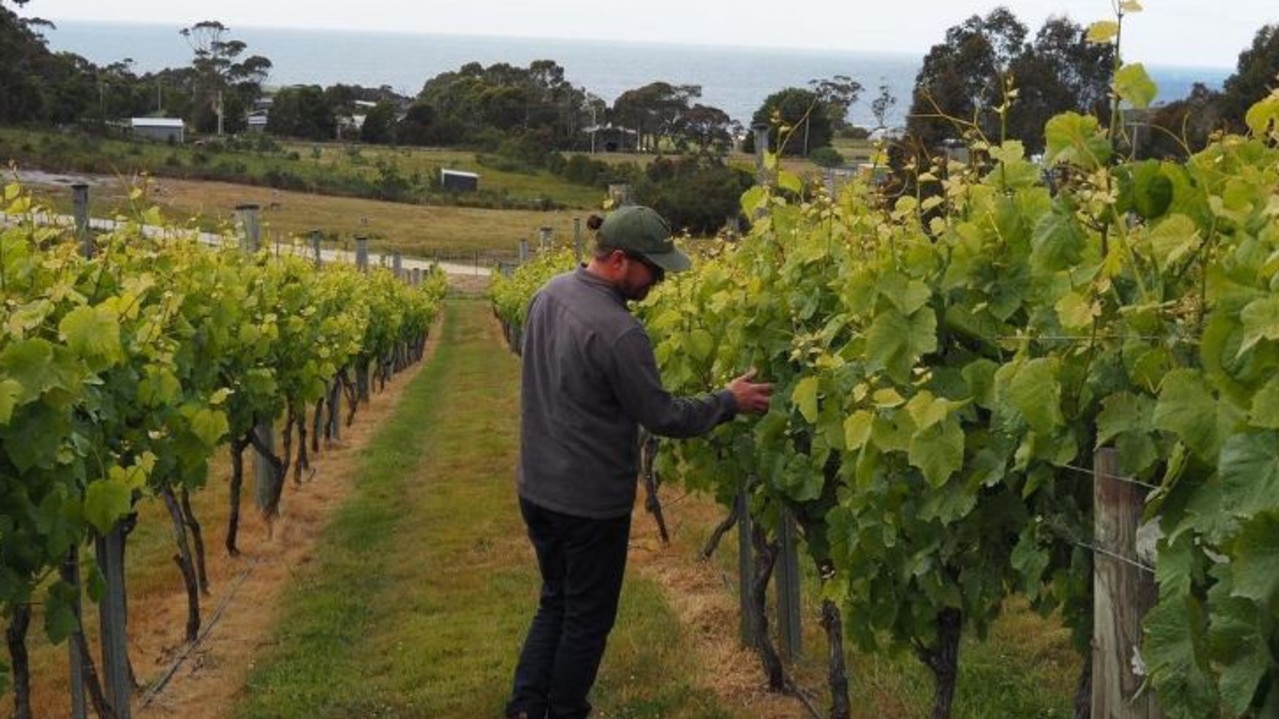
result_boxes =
[1092,447,1163,718]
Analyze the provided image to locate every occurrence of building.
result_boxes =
[246,111,269,133]
[130,118,185,143]
[440,169,479,192]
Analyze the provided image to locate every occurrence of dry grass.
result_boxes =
[26,176,595,260]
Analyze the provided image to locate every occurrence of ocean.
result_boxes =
[42,20,1231,130]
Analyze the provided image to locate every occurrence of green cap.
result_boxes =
[598,206,692,273]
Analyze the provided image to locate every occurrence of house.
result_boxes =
[440,169,479,192]
[246,111,269,133]
[583,123,638,153]
[130,118,185,144]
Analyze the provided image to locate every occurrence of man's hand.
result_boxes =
[726,369,773,415]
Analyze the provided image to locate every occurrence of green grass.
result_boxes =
[0,126,604,210]
[234,299,736,718]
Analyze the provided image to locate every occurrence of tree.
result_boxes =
[0,4,53,123]
[1004,16,1113,154]
[809,74,863,132]
[633,154,754,235]
[417,60,590,149]
[359,101,398,144]
[180,20,272,134]
[906,6,1029,149]
[746,87,833,157]
[265,85,334,141]
[871,80,898,130]
[612,81,702,152]
[1220,23,1279,130]
[678,103,733,153]
[1136,82,1226,160]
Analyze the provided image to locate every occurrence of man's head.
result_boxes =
[588,206,690,301]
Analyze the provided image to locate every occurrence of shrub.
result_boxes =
[809,146,845,168]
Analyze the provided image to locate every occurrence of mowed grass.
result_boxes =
[234,299,732,719]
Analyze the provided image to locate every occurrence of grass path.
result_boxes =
[233,299,735,718]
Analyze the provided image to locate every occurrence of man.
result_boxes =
[506,205,773,719]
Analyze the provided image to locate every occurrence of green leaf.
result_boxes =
[1144,595,1219,716]
[84,478,133,534]
[1249,375,1279,428]
[1043,112,1112,169]
[1245,93,1279,137]
[1113,63,1158,109]
[184,406,229,449]
[1124,161,1175,220]
[791,376,820,424]
[1231,512,1279,603]
[1097,392,1153,444]
[1011,531,1050,587]
[878,274,931,315]
[777,170,804,195]
[686,329,714,362]
[43,581,81,644]
[0,378,21,424]
[59,305,123,366]
[1154,533,1198,601]
[1008,358,1063,434]
[1030,210,1085,275]
[1055,291,1098,331]
[865,308,937,384]
[740,185,767,215]
[1152,369,1219,460]
[1218,431,1279,524]
[1239,296,1279,354]
[909,416,964,487]
[0,339,55,403]
[844,410,873,451]
[1146,214,1198,270]
[1085,20,1119,44]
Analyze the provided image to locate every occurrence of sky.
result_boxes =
[25,0,1278,70]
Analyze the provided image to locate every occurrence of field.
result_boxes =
[5,299,1079,719]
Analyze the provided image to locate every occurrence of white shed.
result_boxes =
[440,169,479,192]
[131,118,185,144]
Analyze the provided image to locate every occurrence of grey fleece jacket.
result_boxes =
[517,268,737,519]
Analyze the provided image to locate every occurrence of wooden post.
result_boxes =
[72,183,92,258]
[573,217,583,264]
[328,377,341,441]
[392,251,403,279]
[1092,447,1162,718]
[518,239,529,264]
[776,507,803,660]
[238,204,276,502]
[752,123,771,185]
[61,548,87,719]
[236,204,261,253]
[310,229,323,268]
[737,488,756,646]
[95,530,131,719]
[355,235,369,272]
[538,226,553,250]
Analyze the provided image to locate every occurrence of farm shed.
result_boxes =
[440,169,479,192]
[130,118,185,144]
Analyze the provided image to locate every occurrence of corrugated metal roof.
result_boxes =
[131,118,185,128]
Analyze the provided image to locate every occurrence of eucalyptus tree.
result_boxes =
[1220,23,1279,129]
[906,6,1029,149]
[179,20,272,134]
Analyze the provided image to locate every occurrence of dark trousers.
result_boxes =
[506,497,631,719]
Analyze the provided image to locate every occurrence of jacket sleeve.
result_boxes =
[607,325,737,438]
